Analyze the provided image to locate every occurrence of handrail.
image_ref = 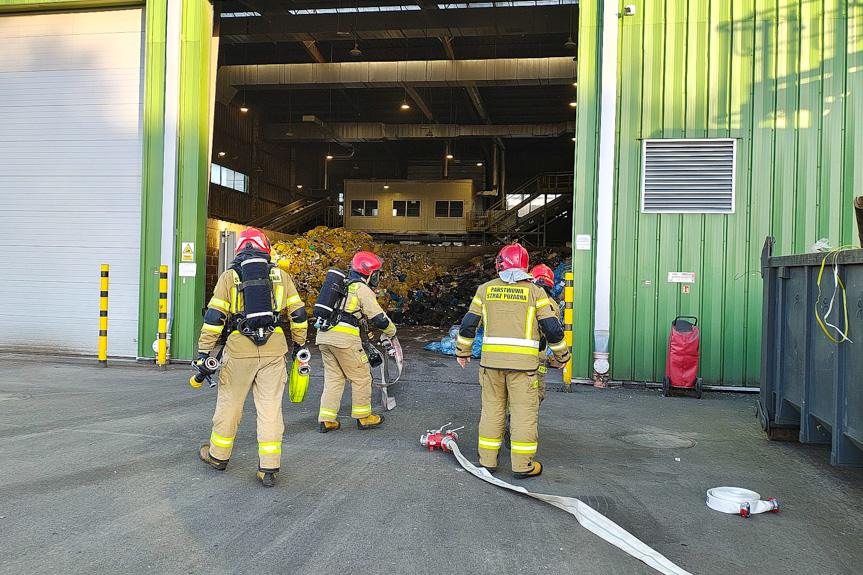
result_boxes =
[478,172,573,230]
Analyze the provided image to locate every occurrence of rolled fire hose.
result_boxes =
[706,487,779,518]
[441,436,693,575]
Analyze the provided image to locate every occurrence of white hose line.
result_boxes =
[706,487,779,517]
[442,437,693,575]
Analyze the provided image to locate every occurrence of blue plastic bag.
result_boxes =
[440,337,456,356]
[472,326,484,358]
[423,341,442,352]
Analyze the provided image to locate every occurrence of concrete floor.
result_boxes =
[1,328,861,575]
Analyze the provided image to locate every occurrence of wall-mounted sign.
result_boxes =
[575,234,592,251]
[179,262,197,277]
[181,242,195,262]
[668,272,696,284]
[681,285,691,294]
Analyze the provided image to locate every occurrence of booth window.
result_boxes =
[435,200,464,218]
[351,199,379,216]
[393,200,421,217]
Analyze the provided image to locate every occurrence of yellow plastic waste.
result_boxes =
[270,227,444,315]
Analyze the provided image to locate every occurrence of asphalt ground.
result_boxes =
[1,327,861,575]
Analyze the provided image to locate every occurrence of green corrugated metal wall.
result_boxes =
[573,0,863,385]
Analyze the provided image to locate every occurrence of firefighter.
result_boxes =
[195,227,308,488]
[455,244,570,478]
[529,264,561,404]
[316,251,397,433]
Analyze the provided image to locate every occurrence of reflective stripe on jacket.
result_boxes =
[455,278,557,371]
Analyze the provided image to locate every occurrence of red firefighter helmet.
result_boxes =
[530,264,555,289]
[236,227,271,254]
[496,243,529,272]
[351,251,383,287]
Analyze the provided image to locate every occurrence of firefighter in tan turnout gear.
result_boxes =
[316,251,397,432]
[455,244,570,478]
[194,227,308,488]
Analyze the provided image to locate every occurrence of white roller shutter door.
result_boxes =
[0,9,144,357]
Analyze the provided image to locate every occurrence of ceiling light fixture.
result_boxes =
[571,137,576,142]
[240,105,249,113]
[297,184,303,189]
[569,101,578,108]
[401,101,410,111]
[383,184,390,189]
[476,162,483,167]
[218,151,226,157]
[564,7,577,50]
[326,154,334,160]
[350,41,362,57]
[446,153,454,160]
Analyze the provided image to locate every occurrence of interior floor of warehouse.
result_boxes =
[0,328,861,575]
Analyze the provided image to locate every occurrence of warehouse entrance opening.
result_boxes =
[208,1,578,250]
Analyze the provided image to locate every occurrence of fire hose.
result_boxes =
[705,487,779,518]
[421,423,693,575]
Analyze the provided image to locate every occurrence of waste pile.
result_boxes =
[270,227,570,328]
[270,226,444,315]
[387,250,570,328]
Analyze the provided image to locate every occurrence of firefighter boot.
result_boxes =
[319,421,341,433]
[198,445,228,471]
[357,414,385,430]
[513,461,542,479]
[256,471,277,487]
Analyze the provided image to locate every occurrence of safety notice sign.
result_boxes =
[181,242,195,262]
[575,234,591,251]
[668,272,695,283]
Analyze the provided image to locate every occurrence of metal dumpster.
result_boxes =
[757,237,863,466]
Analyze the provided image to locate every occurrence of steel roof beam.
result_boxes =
[220,6,571,43]
[220,57,577,90]
[263,121,575,141]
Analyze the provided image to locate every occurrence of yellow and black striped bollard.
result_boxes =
[98,264,109,367]
[157,265,168,369]
[562,271,573,386]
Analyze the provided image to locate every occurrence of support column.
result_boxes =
[570,1,605,380]
[138,0,168,358]
[158,0,182,357]
[172,0,215,360]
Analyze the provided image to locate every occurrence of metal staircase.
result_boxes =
[468,172,573,246]
[246,195,336,233]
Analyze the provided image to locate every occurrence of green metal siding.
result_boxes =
[574,0,863,385]
[138,0,167,358]
[570,4,603,380]
[171,0,213,360]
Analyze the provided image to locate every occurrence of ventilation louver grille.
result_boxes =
[641,139,736,214]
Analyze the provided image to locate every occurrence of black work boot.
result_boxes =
[256,471,277,487]
[198,445,228,471]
